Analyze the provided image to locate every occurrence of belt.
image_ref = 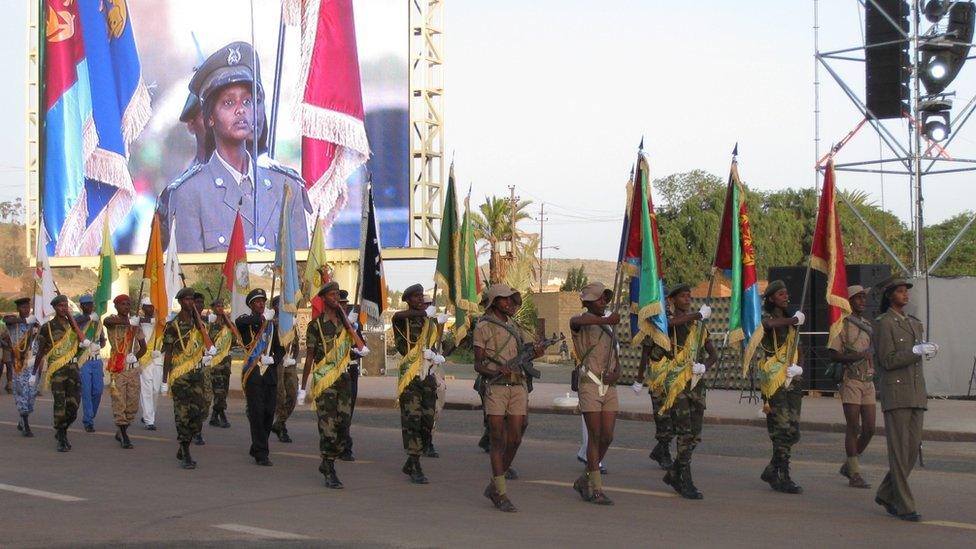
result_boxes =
[489,381,522,387]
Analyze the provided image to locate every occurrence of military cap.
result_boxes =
[847,285,867,298]
[484,283,518,306]
[210,297,225,307]
[189,41,263,103]
[176,288,196,301]
[51,294,68,307]
[579,282,606,302]
[79,294,94,305]
[246,288,267,305]
[882,278,913,294]
[140,296,152,306]
[763,280,787,299]
[668,283,692,298]
[338,289,350,302]
[13,297,30,306]
[318,281,340,297]
[113,294,131,306]
[193,291,205,300]
[179,92,201,123]
[402,283,424,301]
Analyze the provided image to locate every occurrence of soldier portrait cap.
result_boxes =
[763,280,787,300]
[189,41,261,103]
[485,283,518,306]
[882,277,913,295]
[847,285,867,298]
[79,294,94,305]
[579,282,606,302]
[113,294,131,306]
[317,281,340,297]
[668,283,692,298]
[14,297,30,306]
[246,288,267,305]
[338,289,350,302]
[179,92,201,123]
[402,283,424,301]
[51,294,69,307]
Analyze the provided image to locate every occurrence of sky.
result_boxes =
[3,0,976,290]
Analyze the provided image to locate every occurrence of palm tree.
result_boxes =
[472,196,533,284]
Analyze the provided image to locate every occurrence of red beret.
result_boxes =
[113,295,131,305]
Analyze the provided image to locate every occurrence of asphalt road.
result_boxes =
[1,393,975,548]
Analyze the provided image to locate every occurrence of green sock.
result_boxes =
[847,455,860,475]
[587,470,602,491]
[493,475,507,495]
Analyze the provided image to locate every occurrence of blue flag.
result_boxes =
[275,187,301,348]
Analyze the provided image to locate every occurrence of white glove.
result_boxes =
[284,357,297,367]
[792,311,805,326]
[201,355,213,366]
[25,314,37,325]
[912,342,938,357]
[165,312,177,322]
[151,350,162,360]
[297,389,307,406]
[206,345,217,356]
[699,304,712,320]
[692,363,706,375]
[207,313,218,324]
[88,344,100,355]
[347,311,358,324]
[423,349,436,360]
[153,357,163,367]
[357,346,371,357]
[126,353,138,364]
[787,364,803,378]
[435,313,449,325]
[128,316,139,327]
[263,309,275,321]
[631,381,644,394]
[433,354,446,365]
[80,339,92,349]
[425,305,436,317]
[160,382,168,395]
[89,313,99,323]
[260,355,275,366]
[28,373,37,386]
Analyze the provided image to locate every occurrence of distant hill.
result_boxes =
[538,257,617,289]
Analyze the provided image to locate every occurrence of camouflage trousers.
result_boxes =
[764,380,803,462]
[399,375,437,456]
[273,366,299,429]
[51,365,81,430]
[110,367,141,427]
[13,364,38,416]
[650,389,673,443]
[669,383,706,466]
[209,360,231,413]
[315,372,352,459]
[171,368,207,443]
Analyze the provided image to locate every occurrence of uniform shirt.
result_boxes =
[760,308,799,357]
[74,314,105,348]
[161,316,198,357]
[235,313,277,385]
[874,309,926,411]
[36,317,74,359]
[105,316,133,355]
[828,315,874,382]
[571,313,618,379]
[305,316,343,365]
[472,314,527,385]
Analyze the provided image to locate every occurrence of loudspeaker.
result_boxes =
[865,0,910,119]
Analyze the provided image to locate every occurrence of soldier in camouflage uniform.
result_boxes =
[207,298,236,429]
[271,296,300,443]
[634,341,674,469]
[301,282,368,489]
[392,284,446,485]
[758,280,806,494]
[162,288,217,469]
[34,295,90,452]
[6,297,40,437]
[192,291,211,446]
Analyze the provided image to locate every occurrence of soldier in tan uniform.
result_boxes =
[828,285,876,489]
[473,283,544,512]
[569,282,621,505]
[873,279,937,522]
[103,295,146,450]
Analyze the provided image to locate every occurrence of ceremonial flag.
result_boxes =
[33,219,57,321]
[357,184,387,326]
[94,217,118,318]
[714,159,763,373]
[619,151,669,349]
[164,220,184,313]
[810,161,851,345]
[275,188,302,348]
[221,212,250,320]
[42,0,96,256]
[142,212,167,336]
[284,0,370,231]
[434,165,481,340]
[304,214,329,319]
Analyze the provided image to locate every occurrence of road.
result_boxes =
[1,394,975,548]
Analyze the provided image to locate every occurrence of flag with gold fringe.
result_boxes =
[809,160,851,346]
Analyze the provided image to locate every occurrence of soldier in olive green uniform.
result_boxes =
[271,296,301,443]
[34,295,90,452]
[758,280,806,494]
[162,288,217,469]
[392,284,447,484]
[206,299,236,429]
[301,282,368,489]
[873,279,937,522]
[636,341,674,469]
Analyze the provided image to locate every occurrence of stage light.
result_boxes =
[919,1,975,95]
[920,98,952,141]
[924,117,949,141]
[927,58,948,79]
[924,0,948,23]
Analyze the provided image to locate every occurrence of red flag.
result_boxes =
[222,212,249,319]
[810,161,851,345]
[284,0,370,231]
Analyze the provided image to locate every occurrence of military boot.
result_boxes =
[20,414,33,437]
[55,428,69,452]
[218,410,231,428]
[209,409,221,427]
[193,432,205,445]
[278,424,292,443]
[663,463,682,494]
[320,459,343,489]
[650,441,673,470]
[120,425,133,449]
[778,459,802,494]
[62,429,72,450]
[180,442,196,469]
[761,460,779,489]
[406,456,429,484]
[678,464,704,500]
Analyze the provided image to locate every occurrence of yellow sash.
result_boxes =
[210,325,234,366]
[395,318,438,402]
[11,327,33,374]
[45,324,78,386]
[167,325,204,387]
[659,323,703,415]
[138,331,161,367]
[310,326,353,402]
[758,327,798,399]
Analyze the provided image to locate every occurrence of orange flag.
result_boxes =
[810,161,851,345]
[143,212,167,337]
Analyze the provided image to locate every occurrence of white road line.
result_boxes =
[0,483,86,502]
[923,520,976,531]
[212,523,311,540]
[526,480,675,498]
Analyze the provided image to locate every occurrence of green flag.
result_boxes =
[303,214,328,301]
[435,165,481,339]
[94,217,118,317]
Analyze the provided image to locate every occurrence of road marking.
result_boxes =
[526,480,675,498]
[275,451,373,464]
[0,483,86,502]
[923,520,976,531]
[212,523,310,540]
[0,421,169,442]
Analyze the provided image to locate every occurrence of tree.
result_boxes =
[560,265,588,292]
[471,195,533,284]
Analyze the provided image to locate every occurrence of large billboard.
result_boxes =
[42,0,408,259]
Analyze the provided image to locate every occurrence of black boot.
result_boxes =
[649,441,673,470]
[663,463,682,494]
[63,428,72,450]
[120,425,133,449]
[779,459,802,494]
[761,460,779,489]
[278,424,292,443]
[678,464,703,500]
[320,459,343,489]
[209,409,220,427]
[56,428,69,452]
[423,442,439,458]
[406,456,429,484]
[218,410,230,428]
[20,414,33,437]
[180,442,196,469]
[193,432,205,445]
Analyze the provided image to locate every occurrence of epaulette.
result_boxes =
[265,161,305,184]
[166,163,205,191]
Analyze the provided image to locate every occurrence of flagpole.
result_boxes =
[249,0,261,244]
[610,151,639,313]
[267,3,287,159]
[354,177,372,309]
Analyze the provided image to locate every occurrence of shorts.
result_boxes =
[840,378,876,406]
[484,384,528,416]
[578,383,619,413]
